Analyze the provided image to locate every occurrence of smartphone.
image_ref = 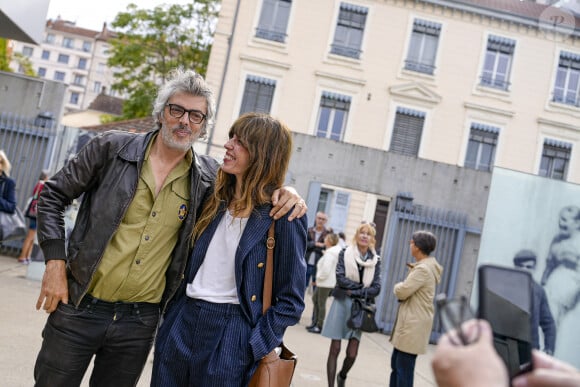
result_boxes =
[477,264,533,379]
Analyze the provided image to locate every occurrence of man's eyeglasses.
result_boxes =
[165,104,206,124]
[436,293,480,346]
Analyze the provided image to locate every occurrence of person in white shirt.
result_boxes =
[308,233,342,333]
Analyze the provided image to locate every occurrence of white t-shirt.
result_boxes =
[187,210,248,303]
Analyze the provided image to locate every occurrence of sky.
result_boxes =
[46,0,195,31]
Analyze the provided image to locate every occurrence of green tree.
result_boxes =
[108,1,219,120]
[0,38,35,75]
[12,52,36,76]
[0,38,11,72]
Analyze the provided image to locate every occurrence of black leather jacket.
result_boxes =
[37,129,218,311]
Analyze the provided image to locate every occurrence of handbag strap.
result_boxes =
[262,222,276,314]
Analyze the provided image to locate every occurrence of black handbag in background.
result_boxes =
[347,297,379,333]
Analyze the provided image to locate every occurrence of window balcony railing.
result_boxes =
[552,94,580,107]
[479,76,510,91]
[330,44,361,59]
[255,28,287,43]
[404,60,435,75]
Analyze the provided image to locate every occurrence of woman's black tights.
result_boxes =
[326,338,360,387]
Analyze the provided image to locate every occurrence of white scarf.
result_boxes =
[343,245,378,287]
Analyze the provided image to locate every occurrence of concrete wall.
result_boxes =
[0,71,66,123]
[288,132,492,294]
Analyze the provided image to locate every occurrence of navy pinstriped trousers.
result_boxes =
[151,298,257,387]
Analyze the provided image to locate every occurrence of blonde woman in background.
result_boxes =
[322,222,381,387]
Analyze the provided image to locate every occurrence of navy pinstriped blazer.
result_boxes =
[185,204,307,362]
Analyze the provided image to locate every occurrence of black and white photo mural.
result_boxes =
[475,167,580,368]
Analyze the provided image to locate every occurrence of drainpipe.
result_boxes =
[205,0,242,155]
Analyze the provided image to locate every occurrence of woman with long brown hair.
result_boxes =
[151,113,307,386]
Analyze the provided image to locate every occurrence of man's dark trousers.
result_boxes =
[34,295,160,387]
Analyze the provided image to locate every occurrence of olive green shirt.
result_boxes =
[88,138,192,303]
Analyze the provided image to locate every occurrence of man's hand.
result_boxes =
[36,259,69,313]
[512,350,580,387]
[270,186,307,221]
[431,319,508,387]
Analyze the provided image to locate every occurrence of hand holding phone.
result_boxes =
[478,264,534,379]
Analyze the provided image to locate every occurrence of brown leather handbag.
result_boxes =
[248,222,298,387]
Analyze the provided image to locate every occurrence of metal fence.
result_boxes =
[0,112,84,253]
[376,193,469,342]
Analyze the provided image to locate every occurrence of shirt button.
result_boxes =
[136,259,141,264]
[144,235,150,241]
[257,262,264,268]
[251,295,257,302]
[152,211,157,217]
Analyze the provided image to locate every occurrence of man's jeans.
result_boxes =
[34,295,160,387]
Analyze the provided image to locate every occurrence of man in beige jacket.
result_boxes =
[389,230,443,387]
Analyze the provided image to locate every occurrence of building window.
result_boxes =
[256,0,291,43]
[41,50,50,60]
[97,63,106,73]
[62,37,74,48]
[539,139,572,180]
[405,19,441,75]
[78,58,87,69]
[330,3,368,59]
[480,35,515,90]
[464,123,499,171]
[553,51,580,107]
[317,189,331,214]
[69,92,80,105]
[239,75,276,115]
[389,107,425,157]
[54,71,65,81]
[93,81,102,93]
[316,91,351,141]
[73,75,84,86]
[45,33,55,44]
[38,67,46,78]
[22,46,34,57]
[58,54,69,64]
[82,41,92,52]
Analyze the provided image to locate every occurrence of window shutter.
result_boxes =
[390,108,425,157]
[240,76,276,115]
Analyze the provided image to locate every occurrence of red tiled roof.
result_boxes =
[46,18,117,40]
[81,117,155,133]
[87,94,124,116]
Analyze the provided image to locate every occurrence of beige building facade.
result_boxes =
[205,0,580,245]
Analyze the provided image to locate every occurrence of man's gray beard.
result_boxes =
[160,124,199,152]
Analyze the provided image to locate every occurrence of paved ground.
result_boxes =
[0,254,437,386]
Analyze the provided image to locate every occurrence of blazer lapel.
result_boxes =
[235,205,273,264]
